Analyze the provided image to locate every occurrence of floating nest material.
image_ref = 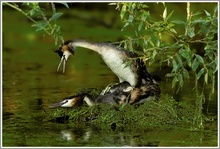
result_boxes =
[50,92,199,131]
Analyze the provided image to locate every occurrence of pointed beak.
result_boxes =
[57,56,66,73]
[49,95,84,108]
[55,42,75,73]
[49,100,68,108]
[56,51,72,73]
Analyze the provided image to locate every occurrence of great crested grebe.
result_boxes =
[54,39,160,104]
[55,39,154,88]
[49,81,160,108]
[49,82,131,108]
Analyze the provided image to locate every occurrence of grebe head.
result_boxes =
[49,94,83,108]
[55,40,74,73]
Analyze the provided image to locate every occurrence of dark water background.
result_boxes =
[2,3,218,147]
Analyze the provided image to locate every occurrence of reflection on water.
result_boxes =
[2,5,217,147]
[55,124,217,147]
[58,128,157,147]
[61,130,74,141]
[60,129,92,143]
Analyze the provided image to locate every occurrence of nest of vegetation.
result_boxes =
[50,90,201,131]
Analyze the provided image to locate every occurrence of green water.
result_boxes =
[2,4,218,147]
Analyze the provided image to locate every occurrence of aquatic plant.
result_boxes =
[112,2,217,130]
[49,94,211,131]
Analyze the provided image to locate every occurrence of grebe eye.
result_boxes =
[62,100,68,104]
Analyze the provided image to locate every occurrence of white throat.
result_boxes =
[83,96,95,106]
[63,51,72,61]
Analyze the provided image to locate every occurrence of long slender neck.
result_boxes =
[71,40,102,54]
[83,95,96,106]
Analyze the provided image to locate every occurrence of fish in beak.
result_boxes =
[55,40,75,73]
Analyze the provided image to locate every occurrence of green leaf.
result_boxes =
[163,7,167,20]
[213,59,218,73]
[150,36,159,47]
[176,53,182,67]
[32,21,48,31]
[165,73,175,77]
[172,59,178,72]
[187,59,192,67]
[149,38,155,47]
[141,4,148,9]
[123,41,128,50]
[170,28,177,34]
[122,22,130,30]
[195,54,204,64]
[204,44,216,52]
[192,11,203,16]
[200,21,209,35]
[156,39,160,47]
[192,19,205,24]
[204,72,208,84]
[28,6,44,16]
[167,23,175,28]
[192,54,204,72]
[49,12,63,22]
[152,50,157,59]
[138,22,143,31]
[128,3,133,11]
[192,57,200,72]
[127,39,133,52]
[127,14,134,23]
[188,27,195,38]
[29,9,36,16]
[172,76,178,88]
[120,5,127,20]
[179,49,190,60]
[183,68,189,79]
[141,11,149,21]
[32,21,46,28]
[55,25,61,32]
[171,20,185,25]
[204,10,211,17]
[166,10,174,21]
[178,73,183,88]
[196,68,205,80]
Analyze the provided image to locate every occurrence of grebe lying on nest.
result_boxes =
[49,81,160,108]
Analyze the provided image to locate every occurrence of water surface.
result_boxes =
[2,4,218,147]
